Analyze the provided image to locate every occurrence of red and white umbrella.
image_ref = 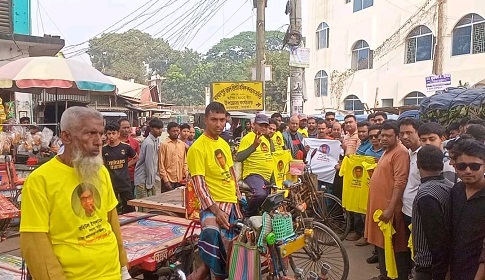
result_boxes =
[0,56,116,95]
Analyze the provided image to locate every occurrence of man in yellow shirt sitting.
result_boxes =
[236,114,274,217]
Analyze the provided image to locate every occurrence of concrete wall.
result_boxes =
[303,0,485,114]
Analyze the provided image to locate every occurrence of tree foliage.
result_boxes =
[88,29,173,83]
[87,30,289,108]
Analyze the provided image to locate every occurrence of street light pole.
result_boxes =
[289,0,304,114]
[432,0,445,75]
[255,0,266,110]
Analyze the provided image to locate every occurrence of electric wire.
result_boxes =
[194,0,249,51]
[65,0,203,58]
[62,0,158,50]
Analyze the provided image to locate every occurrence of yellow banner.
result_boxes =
[211,82,264,111]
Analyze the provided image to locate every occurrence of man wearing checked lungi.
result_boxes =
[187,102,243,280]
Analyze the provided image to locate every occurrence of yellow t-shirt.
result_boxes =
[298,128,308,138]
[273,150,293,187]
[339,154,375,214]
[187,134,237,203]
[361,161,378,212]
[272,131,285,152]
[238,131,274,181]
[20,157,120,280]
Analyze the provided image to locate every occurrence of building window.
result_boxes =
[353,0,373,12]
[403,91,426,106]
[314,70,328,97]
[382,99,394,107]
[406,25,434,63]
[344,95,365,114]
[316,22,329,49]
[452,13,485,56]
[352,40,373,70]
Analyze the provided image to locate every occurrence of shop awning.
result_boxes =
[107,76,152,101]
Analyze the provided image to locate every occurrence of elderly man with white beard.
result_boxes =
[20,107,130,280]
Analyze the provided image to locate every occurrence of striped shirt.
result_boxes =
[412,175,453,277]
[191,168,242,219]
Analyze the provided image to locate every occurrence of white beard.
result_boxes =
[71,147,103,186]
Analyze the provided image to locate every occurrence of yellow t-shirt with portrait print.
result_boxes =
[187,134,237,203]
[20,157,120,280]
[339,154,376,214]
[272,131,285,151]
[238,131,274,181]
[273,150,293,187]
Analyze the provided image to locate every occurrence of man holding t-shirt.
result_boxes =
[103,122,138,214]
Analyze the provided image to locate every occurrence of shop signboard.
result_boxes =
[211,82,264,111]
[425,74,451,92]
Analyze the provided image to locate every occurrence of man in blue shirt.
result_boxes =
[365,124,384,159]
[357,121,371,155]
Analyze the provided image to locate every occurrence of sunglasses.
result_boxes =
[455,162,485,171]
[369,134,380,139]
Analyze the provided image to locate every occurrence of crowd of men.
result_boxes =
[17,103,485,280]
[224,109,485,280]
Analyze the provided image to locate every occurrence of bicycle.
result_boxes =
[268,180,350,280]
[177,179,349,280]
[298,165,351,241]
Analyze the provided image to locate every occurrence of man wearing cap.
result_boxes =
[283,115,306,160]
[298,114,309,137]
[236,114,274,217]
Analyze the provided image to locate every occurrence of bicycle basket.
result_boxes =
[271,213,294,241]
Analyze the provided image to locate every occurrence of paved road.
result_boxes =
[343,240,381,279]
[0,235,380,279]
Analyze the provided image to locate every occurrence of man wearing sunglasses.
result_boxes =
[365,125,384,159]
[449,139,485,280]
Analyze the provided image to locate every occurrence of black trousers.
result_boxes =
[351,212,365,236]
[116,189,135,214]
[376,246,411,280]
[413,266,432,280]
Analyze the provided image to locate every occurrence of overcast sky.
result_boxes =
[31,0,302,63]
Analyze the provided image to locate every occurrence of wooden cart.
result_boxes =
[127,187,186,216]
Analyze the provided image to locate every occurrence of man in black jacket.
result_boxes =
[412,145,453,280]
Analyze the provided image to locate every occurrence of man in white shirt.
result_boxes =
[418,122,457,183]
[399,118,422,227]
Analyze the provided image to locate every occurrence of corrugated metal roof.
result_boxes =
[88,105,128,112]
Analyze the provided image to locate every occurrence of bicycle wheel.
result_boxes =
[311,192,351,241]
[289,221,349,280]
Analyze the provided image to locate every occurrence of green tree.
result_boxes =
[206,31,286,62]
[88,29,174,83]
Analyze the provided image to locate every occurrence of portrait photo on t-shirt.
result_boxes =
[71,183,101,219]
[352,166,364,179]
[318,144,330,155]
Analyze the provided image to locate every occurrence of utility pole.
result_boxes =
[255,0,266,109]
[289,0,304,114]
[432,0,445,75]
